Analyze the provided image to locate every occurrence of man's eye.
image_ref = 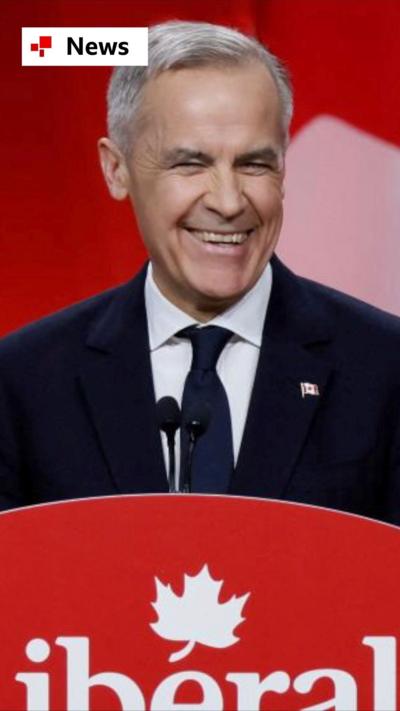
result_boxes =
[172,162,203,169]
[242,163,272,172]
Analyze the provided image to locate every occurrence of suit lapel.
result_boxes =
[230,337,333,497]
[230,257,334,497]
[79,266,168,494]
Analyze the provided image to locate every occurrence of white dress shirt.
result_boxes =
[145,262,273,484]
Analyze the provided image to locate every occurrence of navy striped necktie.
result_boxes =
[178,325,234,493]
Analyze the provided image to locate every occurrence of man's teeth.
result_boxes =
[189,230,250,244]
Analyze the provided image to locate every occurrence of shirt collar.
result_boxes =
[145,261,272,350]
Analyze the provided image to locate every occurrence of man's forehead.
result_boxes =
[133,63,285,156]
[140,61,279,112]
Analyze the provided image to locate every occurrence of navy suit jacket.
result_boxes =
[1,256,400,523]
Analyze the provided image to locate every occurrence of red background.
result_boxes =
[1,0,399,335]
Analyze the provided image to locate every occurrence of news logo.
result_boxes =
[21,27,148,66]
[30,35,52,58]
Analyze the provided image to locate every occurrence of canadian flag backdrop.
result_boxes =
[1,0,399,336]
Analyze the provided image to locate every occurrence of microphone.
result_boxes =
[156,397,181,493]
[180,401,211,493]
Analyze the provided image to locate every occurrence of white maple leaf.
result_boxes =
[150,565,250,662]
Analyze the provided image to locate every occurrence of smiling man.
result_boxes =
[99,59,285,321]
[0,21,400,522]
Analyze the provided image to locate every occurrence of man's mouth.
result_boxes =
[184,228,254,245]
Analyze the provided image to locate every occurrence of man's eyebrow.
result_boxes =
[234,146,281,165]
[162,148,213,165]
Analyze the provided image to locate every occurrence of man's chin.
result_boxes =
[154,268,260,320]
[186,282,254,320]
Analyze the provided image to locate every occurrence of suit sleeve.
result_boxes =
[379,385,400,526]
[0,374,28,510]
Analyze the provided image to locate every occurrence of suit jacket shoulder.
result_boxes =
[229,257,400,524]
[268,257,400,375]
[0,264,169,509]
[0,271,145,369]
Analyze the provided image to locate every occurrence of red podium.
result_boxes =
[0,495,398,710]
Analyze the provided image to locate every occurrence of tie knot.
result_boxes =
[177,325,232,371]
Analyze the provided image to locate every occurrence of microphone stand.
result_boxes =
[180,406,210,493]
[165,429,177,493]
[181,430,196,493]
[156,397,181,494]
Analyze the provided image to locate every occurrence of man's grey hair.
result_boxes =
[107,20,293,155]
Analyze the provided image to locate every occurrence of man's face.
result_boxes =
[109,62,285,320]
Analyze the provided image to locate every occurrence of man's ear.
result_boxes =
[98,137,130,200]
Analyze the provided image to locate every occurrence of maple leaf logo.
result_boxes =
[150,565,250,662]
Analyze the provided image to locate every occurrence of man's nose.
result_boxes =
[202,169,247,219]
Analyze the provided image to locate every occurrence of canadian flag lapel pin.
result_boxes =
[300,382,320,398]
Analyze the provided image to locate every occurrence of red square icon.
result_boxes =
[40,36,52,48]
[30,43,38,51]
